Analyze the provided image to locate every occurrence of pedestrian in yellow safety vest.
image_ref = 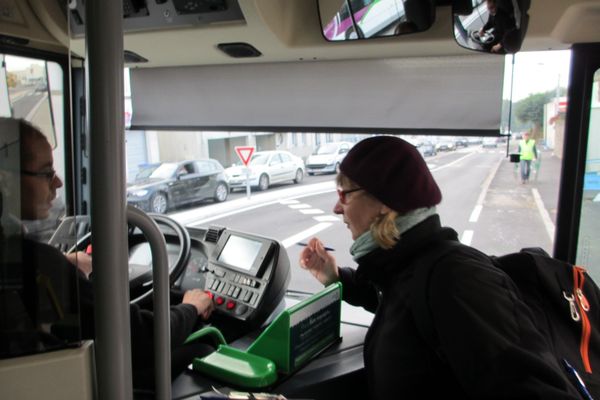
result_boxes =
[518,131,538,184]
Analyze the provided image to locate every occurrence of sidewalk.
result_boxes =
[493,149,562,223]
[475,149,557,254]
[489,149,600,269]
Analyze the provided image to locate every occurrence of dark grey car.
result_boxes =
[127,159,229,214]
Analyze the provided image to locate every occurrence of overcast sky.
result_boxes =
[505,50,571,102]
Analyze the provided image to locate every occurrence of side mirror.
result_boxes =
[453,0,530,54]
[318,0,435,42]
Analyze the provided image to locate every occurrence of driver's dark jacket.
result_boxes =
[482,8,516,48]
[337,215,580,399]
[0,236,199,388]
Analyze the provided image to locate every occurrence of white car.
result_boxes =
[225,150,305,191]
[482,137,498,148]
[305,141,353,175]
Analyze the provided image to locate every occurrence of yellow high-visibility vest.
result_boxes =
[519,139,536,161]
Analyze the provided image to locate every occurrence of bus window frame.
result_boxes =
[555,43,600,263]
[0,44,75,217]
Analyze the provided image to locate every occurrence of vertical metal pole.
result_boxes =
[506,54,515,156]
[86,0,133,398]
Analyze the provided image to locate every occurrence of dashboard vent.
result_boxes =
[217,42,262,58]
[205,225,225,243]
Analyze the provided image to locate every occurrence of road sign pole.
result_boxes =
[245,168,251,199]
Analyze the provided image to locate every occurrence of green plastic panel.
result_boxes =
[192,345,277,388]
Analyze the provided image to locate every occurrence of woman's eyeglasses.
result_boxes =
[337,187,363,205]
[21,169,58,182]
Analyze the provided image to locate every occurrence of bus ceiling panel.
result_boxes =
[130,55,504,133]
[1,0,592,65]
[67,0,245,38]
[0,0,68,54]
[70,0,579,69]
[551,2,600,44]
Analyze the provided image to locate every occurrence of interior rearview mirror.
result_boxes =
[453,0,530,54]
[318,0,435,41]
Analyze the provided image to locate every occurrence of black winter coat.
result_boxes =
[0,237,203,389]
[338,215,580,399]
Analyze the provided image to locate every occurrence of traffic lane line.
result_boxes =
[464,156,503,242]
[281,222,333,248]
[532,187,555,242]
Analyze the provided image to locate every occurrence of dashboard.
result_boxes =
[128,223,291,328]
[179,226,290,325]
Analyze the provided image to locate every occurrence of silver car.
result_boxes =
[305,141,353,175]
[225,150,305,191]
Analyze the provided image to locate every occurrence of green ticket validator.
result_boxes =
[190,282,342,388]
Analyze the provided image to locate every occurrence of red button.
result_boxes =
[216,296,224,305]
[205,291,214,299]
[86,244,93,255]
[226,300,236,310]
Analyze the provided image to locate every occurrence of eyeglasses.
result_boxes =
[21,169,58,182]
[337,187,363,205]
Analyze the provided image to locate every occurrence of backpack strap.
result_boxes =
[411,240,463,360]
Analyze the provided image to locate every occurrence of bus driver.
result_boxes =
[0,117,215,390]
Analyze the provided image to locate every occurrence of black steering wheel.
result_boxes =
[70,211,191,304]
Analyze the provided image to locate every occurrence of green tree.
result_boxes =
[513,87,567,135]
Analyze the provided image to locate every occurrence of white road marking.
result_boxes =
[300,209,325,215]
[594,193,600,202]
[282,223,333,248]
[288,204,311,209]
[532,188,555,242]
[313,215,340,222]
[462,156,503,242]
[430,153,474,172]
[469,205,482,223]
[461,230,474,245]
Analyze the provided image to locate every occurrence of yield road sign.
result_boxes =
[235,146,255,166]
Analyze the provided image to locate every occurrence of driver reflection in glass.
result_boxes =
[0,118,215,390]
[478,0,516,54]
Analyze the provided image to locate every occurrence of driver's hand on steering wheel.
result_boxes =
[65,251,93,280]
[491,43,503,53]
[182,289,214,320]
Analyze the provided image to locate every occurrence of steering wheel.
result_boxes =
[69,210,191,304]
[470,29,495,45]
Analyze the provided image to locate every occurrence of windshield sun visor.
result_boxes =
[130,55,504,135]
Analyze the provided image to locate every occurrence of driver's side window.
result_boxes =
[0,117,83,360]
[270,154,283,165]
[178,163,195,176]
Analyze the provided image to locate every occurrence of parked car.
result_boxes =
[305,141,353,175]
[416,142,437,157]
[435,140,455,152]
[127,159,229,214]
[133,162,161,183]
[454,138,468,148]
[482,137,499,148]
[225,150,305,191]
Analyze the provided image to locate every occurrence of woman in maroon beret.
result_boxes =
[299,135,579,400]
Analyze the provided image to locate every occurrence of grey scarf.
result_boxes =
[350,207,437,261]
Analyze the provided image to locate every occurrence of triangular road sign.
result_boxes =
[235,146,255,166]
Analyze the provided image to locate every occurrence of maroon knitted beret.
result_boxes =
[339,136,442,213]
